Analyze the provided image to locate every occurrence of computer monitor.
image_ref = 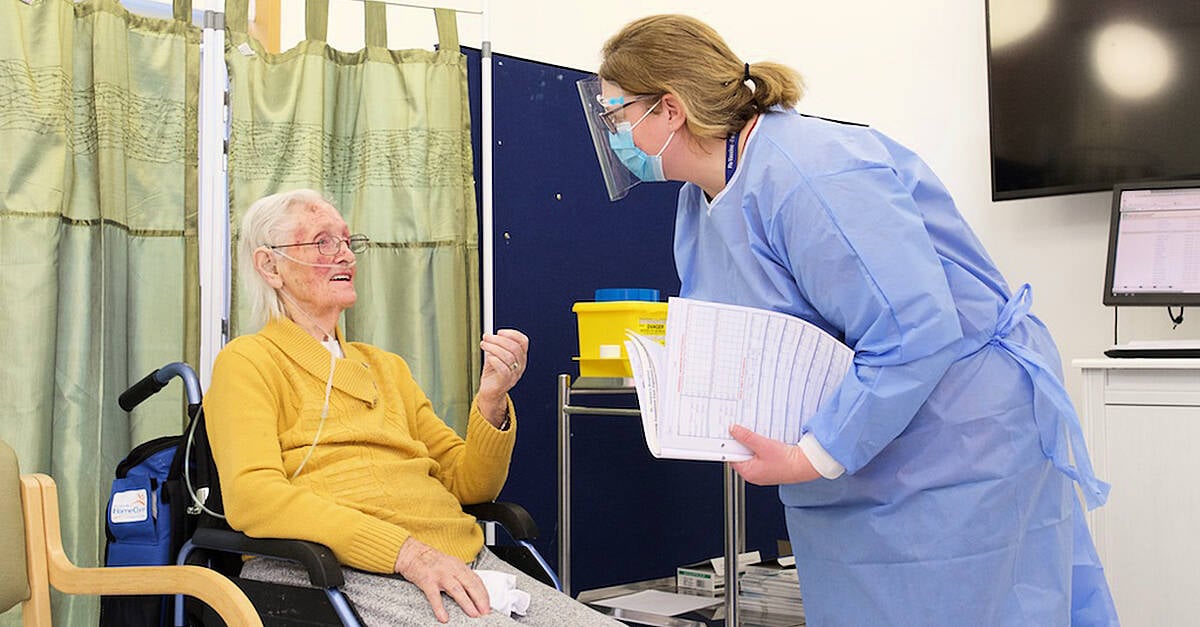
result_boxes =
[1103,180,1200,306]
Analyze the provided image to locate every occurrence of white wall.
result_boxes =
[210,0,1198,403]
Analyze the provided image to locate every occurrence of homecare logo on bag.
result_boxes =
[110,488,150,523]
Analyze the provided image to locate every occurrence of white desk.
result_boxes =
[1074,358,1200,626]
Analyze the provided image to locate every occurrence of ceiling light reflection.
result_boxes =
[1092,22,1175,100]
[989,0,1053,49]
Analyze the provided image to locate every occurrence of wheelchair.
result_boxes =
[112,362,559,626]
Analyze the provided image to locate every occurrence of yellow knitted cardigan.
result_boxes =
[203,317,516,573]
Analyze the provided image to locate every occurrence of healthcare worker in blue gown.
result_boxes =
[577,14,1120,627]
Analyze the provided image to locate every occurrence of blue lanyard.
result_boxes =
[725,131,740,183]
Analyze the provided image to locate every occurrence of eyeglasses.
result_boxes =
[596,94,658,134]
[269,234,370,256]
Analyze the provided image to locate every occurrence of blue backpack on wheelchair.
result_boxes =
[105,435,179,568]
[100,363,217,626]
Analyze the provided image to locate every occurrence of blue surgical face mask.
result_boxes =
[607,99,676,182]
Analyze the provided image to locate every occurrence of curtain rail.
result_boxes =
[328,0,483,15]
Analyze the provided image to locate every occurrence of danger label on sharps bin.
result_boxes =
[637,318,666,343]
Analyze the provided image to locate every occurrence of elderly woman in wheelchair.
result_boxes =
[204,189,619,625]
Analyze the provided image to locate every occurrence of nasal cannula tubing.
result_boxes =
[292,348,335,478]
[276,287,340,479]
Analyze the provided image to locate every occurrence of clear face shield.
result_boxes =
[577,76,657,202]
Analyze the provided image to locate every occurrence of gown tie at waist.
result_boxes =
[958,283,1110,510]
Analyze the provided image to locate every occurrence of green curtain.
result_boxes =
[225,0,481,432]
[0,0,200,624]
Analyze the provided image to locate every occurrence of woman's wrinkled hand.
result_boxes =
[476,329,529,426]
[393,537,490,623]
[728,424,821,486]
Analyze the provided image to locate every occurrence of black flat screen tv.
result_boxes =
[1102,179,1200,307]
[986,1,1200,200]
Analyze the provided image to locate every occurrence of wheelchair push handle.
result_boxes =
[119,362,203,410]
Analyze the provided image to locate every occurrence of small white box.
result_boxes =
[676,551,760,596]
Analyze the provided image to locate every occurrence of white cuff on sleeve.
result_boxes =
[798,432,845,479]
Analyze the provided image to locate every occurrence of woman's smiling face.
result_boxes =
[273,202,358,324]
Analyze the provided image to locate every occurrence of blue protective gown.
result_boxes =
[674,109,1119,626]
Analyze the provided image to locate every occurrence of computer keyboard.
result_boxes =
[1105,340,1200,359]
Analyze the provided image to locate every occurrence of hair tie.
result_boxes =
[743,62,751,82]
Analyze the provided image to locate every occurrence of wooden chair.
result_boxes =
[0,439,262,626]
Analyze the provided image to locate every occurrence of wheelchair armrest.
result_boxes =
[462,501,539,541]
[190,527,345,589]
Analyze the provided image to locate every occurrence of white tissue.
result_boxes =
[475,569,531,617]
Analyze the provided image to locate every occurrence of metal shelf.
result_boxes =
[557,374,747,625]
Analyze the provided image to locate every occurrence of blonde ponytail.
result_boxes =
[600,15,804,139]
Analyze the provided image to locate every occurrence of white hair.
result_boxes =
[238,189,332,332]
